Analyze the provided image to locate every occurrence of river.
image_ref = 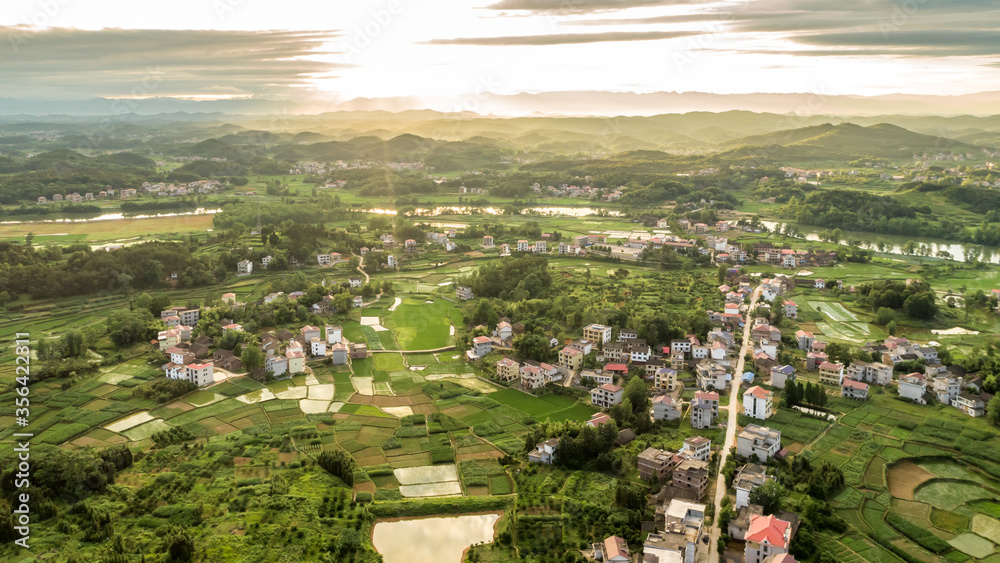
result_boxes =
[0,207,222,225]
[371,513,500,563]
[367,206,621,217]
[760,220,1000,264]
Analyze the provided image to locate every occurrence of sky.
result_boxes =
[1,0,999,110]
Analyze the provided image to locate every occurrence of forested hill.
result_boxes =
[714,123,977,162]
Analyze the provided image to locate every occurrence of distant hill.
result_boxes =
[715,123,978,161]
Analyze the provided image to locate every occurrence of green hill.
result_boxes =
[716,123,976,162]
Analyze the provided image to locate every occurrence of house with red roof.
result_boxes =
[745,514,792,563]
[743,386,774,420]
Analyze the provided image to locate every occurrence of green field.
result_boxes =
[386,298,456,350]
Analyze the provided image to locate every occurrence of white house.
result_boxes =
[185,363,214,387]
[528,438,559,464]
[743,386,773,420]
[310,337,327,357]
[471,336,492,358]
[237,260,253,276]
[652,395,681,421]
[681,436,711,461]
[734,463,772,509]
[591,383,624,408]
[737,425,782,462]
[745,514,792,563]
[326,325,343,344]
[898,372,928,404]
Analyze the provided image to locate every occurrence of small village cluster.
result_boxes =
[156,293,370,387]
[36,180,221,204]
[470,269,995,562]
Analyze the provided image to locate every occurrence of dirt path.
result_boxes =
[708,286,762,563]
[357,253,370,284]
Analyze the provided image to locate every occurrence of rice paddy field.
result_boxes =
[814,390,1000,562]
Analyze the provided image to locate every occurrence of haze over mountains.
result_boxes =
[2,89,1000,118]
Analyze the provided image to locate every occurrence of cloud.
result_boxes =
[486,0,707,13]
[424,30,698,45]
[0,27,340,99]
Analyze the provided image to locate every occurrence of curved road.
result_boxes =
[707,285,762,562]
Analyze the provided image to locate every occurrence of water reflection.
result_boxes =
[372,514,499,563]
[760,221,1000,264]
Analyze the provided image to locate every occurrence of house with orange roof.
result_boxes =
[601,535,630,563]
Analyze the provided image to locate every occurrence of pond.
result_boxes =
[371,513,500,563]
[760,220,1000,264]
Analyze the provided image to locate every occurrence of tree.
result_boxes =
[783,381,800,408]
[162,526,195,562]
[106,309,159,347]
[875,307,895,326]
[317,450,355,486]
[748,480,785,515]
[240,343,265,372]
[903,291,937,320]
[886,320,898,336]
[514,333,553,363]
[623,376,650,417]
[987,394,1000,426]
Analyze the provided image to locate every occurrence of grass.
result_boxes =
[948,534,995,559]
[386,298,455,350]
[914,481,996,511]
[488,388,595,421]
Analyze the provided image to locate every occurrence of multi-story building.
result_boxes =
[770,365,796,389]
[795,330,814,351]
[745,514,793,563]
[528,438,559,464]
[681,436,711,461]
[743,386,774,420]
[818,362,844,386]
[583,323,613,344]
[456,286,475,300]
[579,369,613,387]
[671,458,709,499]
[470,336,492,358]
[591,383,624,408]
[496,358,520,382]
[733,463,772,509]
[932,375,963,404]
[737,425,782,462]
[953,393,988,417]
[652,395,682,421]
[654,368,678,391]
[637,447,680,481]
[842,378,869,400]
[845,361,893,386]
[237,260,253,276]
[558,346,583,371]
[691,391,719,429]
[899,372,928,404]
[185,363,214,387]
[179,309,200,327]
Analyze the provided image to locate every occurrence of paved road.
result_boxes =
[707,286,762,562]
